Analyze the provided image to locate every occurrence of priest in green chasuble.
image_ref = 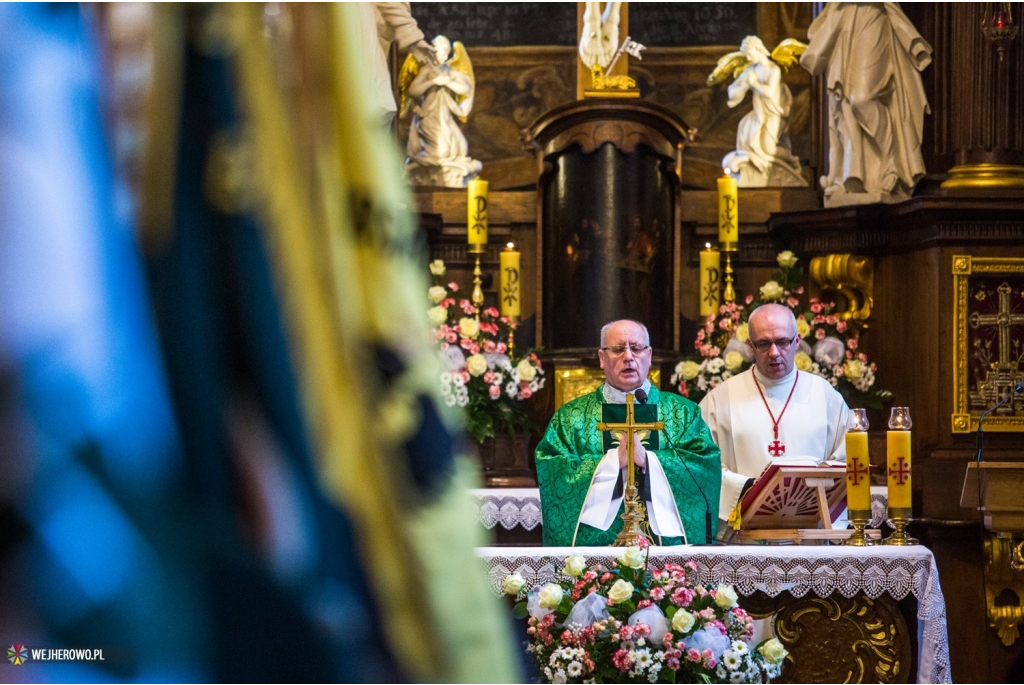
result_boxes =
[536,320,722,546]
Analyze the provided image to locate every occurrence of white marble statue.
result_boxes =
[800,2,933,207]
[578,1,623,69]
[399,35,482,188]
[710,36,807,187]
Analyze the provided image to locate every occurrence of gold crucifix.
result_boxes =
[969,281,1024,408]
[597,392,664,546]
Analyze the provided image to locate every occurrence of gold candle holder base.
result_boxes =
[721,247,736,304]
[842,509,875,546]
[469,246,485,317]
[612,486,653,547]
[881,507,918,546]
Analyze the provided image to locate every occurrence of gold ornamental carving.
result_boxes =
[985,533,1024,646]
[773,594,911,684]
[951,255,1024,433]
[809,254,873,332]
[554,367,660,409]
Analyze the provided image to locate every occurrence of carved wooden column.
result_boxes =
[523,99,690,353]
[924,3,1024,190]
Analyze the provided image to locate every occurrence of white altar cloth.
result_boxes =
[472,486,892,530]
[477,544,950,684]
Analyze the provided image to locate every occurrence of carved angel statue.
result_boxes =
[708,36,807,188]
[578,1,623,69]
[399,35,482,188]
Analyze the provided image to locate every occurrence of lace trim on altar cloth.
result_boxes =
[477,546,950,684]
[470,488,542,530]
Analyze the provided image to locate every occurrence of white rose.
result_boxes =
[679,360,701,380]
[607,579,634,605]
[467,354,488,376]
[671,609,695,634]
[502,573,525,595]
[618,545,645,570]
[538,583,564,610]
[563,554,587,577]
[458,317,480,339]
[777,251,798,268]
[715,584,739,608]
[516,358,536,382]
[758,637,787,665]
[735,322,749,343]
[759,280,785,301]
[794,351,813,372]
[429,259,447,276]
[428,285,446,304]
[428,306,448,326]
[845,358,866,380]
[724,351,744,371]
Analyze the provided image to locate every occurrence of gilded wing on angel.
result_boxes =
[708,37,808,188]
[399,35,481,188]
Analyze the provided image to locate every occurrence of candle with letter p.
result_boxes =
[699,243,721,318]
[467,179,488,248]
[717,174,738,248]
[500,242,521,318]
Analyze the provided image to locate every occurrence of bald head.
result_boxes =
[747,304,799,379]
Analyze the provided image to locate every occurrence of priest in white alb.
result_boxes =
[699,303,850,527]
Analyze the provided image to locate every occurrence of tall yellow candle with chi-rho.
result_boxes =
[717,174,738,246]
[887,407,913,510]
[500,243,521,318]
[699,244,720,318]
[467,178,488,247]
[845,431,871,512]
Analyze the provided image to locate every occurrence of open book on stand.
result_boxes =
[737,457,853,541]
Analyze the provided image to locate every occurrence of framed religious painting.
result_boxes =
[951,255,1024,433]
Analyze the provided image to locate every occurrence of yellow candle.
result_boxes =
[717,174,738,246]
[699,244,720,318]
[886,430,912,509]
[500,243,521,318]
[845,431,871,512]
[467,179,488,246]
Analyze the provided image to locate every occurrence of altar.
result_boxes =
[478,544,950,684]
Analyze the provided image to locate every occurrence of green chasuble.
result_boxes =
[536,386,721,546]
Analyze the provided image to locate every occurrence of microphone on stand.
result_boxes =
[976,381,1023,464]
[635,388,714,545]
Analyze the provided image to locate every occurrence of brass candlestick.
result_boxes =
[469,244,485,319]
[843,509,875,546]
[721,247,737,304]
[508,315,519,359]
[882,507,918,546]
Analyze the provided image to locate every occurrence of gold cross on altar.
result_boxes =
[970,282,1024,367]
[597,392,664,546]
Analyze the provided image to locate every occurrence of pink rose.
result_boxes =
[847,338,858,350]
[649,587,665,601]
[811,302,822,313]
[448,282,459,292]
[489,385,501,399]
[446,331,458,343]
[836,320,848,332]
[687,649,702,662]
[439,342,448,351]
[521,387,533,399]
[745,294,754,304]
[815,328,826,340]
[787,297,799,308]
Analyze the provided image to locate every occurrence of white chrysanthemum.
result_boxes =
[634,648,653,669]
[722,649,742,671]
[440,372,452,384]
[505,381,517,396]
[553,668,567,684]
[729,670,745,683]
[721,370,733,380]
[567,662,583,677]
[731,640,748,655]
[444,395,456,407]
[456,395,469,407]
[452,373,465,387]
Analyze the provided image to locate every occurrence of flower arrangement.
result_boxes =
[672,251,892,408]
[427,259,545,442]
[504,545,787,684]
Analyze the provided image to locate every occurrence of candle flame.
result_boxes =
[507,242,515,249]
[705,242,711,250]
